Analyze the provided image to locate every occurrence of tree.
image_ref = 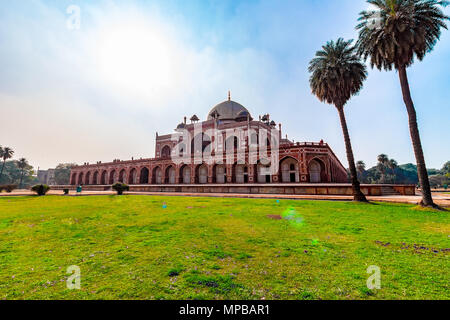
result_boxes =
[54,163,77,185]
[388,159,398,183]
[356,161,366,182]
[31,184,50,196]
[18,158,28,189]
[429,174,450,188]
[442,161,450,175]
[356,161,366,174]
[112,182,129,195]
[0,159,37,187]
[377,154,389,183]
[0,147,14,182]
[356,0,449,208]
[309,38,368,202]
[377,154,389,166]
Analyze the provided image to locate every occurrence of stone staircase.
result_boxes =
[380,186,401,196]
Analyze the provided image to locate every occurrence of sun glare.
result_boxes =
[97,25,172,95]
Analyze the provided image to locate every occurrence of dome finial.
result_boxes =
[228,90,231,101]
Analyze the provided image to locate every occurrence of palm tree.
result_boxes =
[389,158,398,183]
[377,154,389,166]
[356,161,366,174]
[309,38,368,202]
[377,154,389,183]
[356,0,449,207]
[356,160,366,182]
[18,158,28,189]
[0,147,14,182]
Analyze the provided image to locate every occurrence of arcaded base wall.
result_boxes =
[51,184,416,196]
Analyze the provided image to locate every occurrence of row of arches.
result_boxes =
[160,132,276,158]
[71,157,327,185]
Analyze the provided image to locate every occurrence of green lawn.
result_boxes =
[0,195,448,300]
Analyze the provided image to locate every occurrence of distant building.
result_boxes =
[37,169,56,185]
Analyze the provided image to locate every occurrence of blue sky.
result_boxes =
[0,0,449,170]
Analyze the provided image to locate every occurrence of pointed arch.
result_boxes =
[280,156,299,183]
[234,162,249,184]
[213,163,227,184]
[180,164,191,184]
[92,171,99,185]
[128,168,137,184]
[78,172,84,185]
[118,169,126,183]
[308,158,326,183]
[195,164,208,184]
[161,145,171,158]
[257,160,272,183]
[139,167,150,184]
[109,170,116,184]
[101,170,107,185]
[152,166,162,184]
[165,165,176,184]
[71,173,77,185]
[85,172,91,185]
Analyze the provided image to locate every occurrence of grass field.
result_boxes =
[0,195,448,300]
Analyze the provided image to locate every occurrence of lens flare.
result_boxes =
[282,207,304,228]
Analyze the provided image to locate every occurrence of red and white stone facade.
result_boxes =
[70,98,348,186]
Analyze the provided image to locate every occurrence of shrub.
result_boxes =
[31,184,50,196]
[0,185,17,193]
[112,183,129,195]
[444,184,448,190]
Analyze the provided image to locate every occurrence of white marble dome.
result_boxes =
[207,99,252,122]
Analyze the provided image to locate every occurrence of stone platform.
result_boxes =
[50,183,416,196]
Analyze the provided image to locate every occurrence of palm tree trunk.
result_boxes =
[398,66,435,207]
[0,160,5,182]
[19,169,24,189]
[336,106,368,202]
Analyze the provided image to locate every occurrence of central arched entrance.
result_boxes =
[191,133,212,157]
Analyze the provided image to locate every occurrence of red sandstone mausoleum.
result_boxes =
[70,96,349,189]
